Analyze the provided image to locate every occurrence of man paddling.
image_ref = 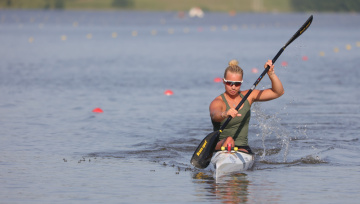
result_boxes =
[209,59,284,153]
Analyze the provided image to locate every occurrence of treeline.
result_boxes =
[112,0,133,8]
[0,0,134,9]
[0,0,66,9]
[1,0,360,12]
[290,0,360,12]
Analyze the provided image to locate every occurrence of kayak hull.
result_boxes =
[210,150,255,178]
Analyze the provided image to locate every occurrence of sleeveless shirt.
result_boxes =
[212,93,251,146]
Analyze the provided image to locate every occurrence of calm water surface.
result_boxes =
[0,10,359,203]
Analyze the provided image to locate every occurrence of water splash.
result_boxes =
[252,102,291,163]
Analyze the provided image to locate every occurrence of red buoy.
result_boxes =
[281,61,288,67]
[164,90,174,96]
[92,108,103,113]
[214,77,222,83]
[251,67,259,73]
[302,56,308,61]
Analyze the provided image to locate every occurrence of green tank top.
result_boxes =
[212,93,251,146]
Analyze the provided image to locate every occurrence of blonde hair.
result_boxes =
[224,59,243,78]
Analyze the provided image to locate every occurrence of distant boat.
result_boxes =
[189,7,204,18]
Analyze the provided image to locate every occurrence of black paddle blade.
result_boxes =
[190,131,220,169]
[284,15,313,48]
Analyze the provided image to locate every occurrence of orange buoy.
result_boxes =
[177,11,185,19]
[302,56,308,61]
[164,90,174,96]
[213,77,222,83]
[251,67,259,73]
[346,44,352,50]
[228,10,236,17]
[92,108,103,113]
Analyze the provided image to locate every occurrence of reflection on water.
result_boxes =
[214,174,250,204]
[193,172,250,204]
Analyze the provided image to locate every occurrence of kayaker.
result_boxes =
[210,59,284,153]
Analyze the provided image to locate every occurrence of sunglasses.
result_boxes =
[223,79,243,86]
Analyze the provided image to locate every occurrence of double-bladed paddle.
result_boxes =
[191,15,313,169]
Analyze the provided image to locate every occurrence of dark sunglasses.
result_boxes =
[223,79,243,86]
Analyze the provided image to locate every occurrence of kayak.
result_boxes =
[210,148,255,178]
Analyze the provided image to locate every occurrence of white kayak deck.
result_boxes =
[210,150,255,178]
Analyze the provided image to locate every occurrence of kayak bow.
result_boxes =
[210,149,255,178]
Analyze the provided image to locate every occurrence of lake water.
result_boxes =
[1,10,359,203]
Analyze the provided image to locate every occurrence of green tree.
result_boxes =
[43,0,65,10]
[291,0,360,12]
[112,0,134,8]
[54,0,64,9]
[44,0,50,9]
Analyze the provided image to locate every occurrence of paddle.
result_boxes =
[190,15,313,169]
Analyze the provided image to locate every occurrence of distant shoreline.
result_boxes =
[1,0,359,13]
[0,0,288,12]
